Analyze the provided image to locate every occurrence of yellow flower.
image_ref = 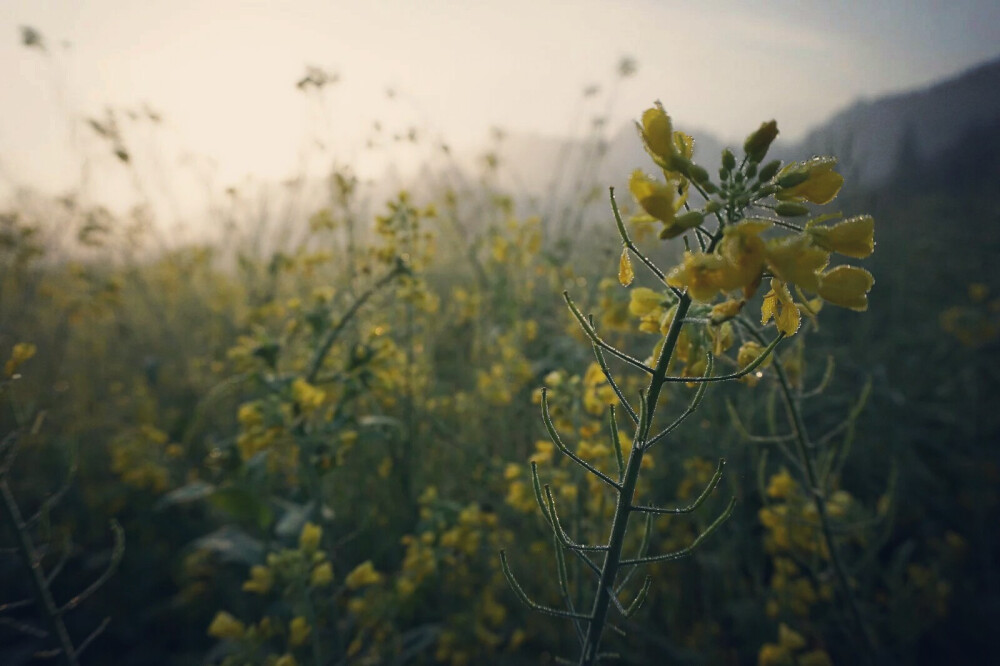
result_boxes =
[807,215,875,258]
[628,170,681,230]
[345,560,383,590]
[766,469,796,499]
[666,251,733,302]
[291,378,326,412]
[638,104,675,166]
[5,342,36,376]
[274,655,298,666]
[817,265,874,311]
[618,247,634,286]
[310,562,333,587]
[709,299,744,325]
[628,287,665,317]
[776,157,844,205]
[299,522,322,553]
[720,219,771,294]
[207,611,246,640]
[777,623,806,650]
[764,235,829,292]
[289,616,310,646]
[761,279,801,336]
[798,650,834,666]
[757,642,792,666]
[242,565,274,594]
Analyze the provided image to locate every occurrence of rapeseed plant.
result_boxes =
[502,104,877,664]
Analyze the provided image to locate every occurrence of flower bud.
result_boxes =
[757,160,782,182]
[777,170,810,189]
[775,202,810,217]
[721,148,736,171]
[689,164,710,184]
[744,120,778,163]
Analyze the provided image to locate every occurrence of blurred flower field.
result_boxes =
[2,40,999,666]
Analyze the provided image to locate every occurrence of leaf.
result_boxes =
[191,526,264,565]
[154,481,215,510]
[210,487,273,529]
[618,247,634,286]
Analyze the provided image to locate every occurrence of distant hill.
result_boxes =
[479,56,1000,206]
[779,57,1000,189]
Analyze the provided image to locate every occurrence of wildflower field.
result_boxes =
[2,29,999,666]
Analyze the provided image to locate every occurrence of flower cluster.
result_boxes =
[629,105,875,338]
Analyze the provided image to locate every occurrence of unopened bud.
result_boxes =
[674,210,704,229]
[758,160,782,182]
[775,202,810,217]
[744,120,778,163]
[777,170,809,189]
[689,164,710,184]
[721,148,736,171]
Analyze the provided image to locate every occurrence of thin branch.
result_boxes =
[530,464,602,578]
[59,521,124,614]
[592,344,638,425]
[643,353,714,450]
[621,496,735,566]
[564,292,655,375]
[631,459,726,515]
[662,333,783,383]
[499,551,592,621]
[544,487,609,553]
[608,407,625,482]
[74,617,111,658]
[541,390,623,492]
[622,576,653,618]
[306,258,408,383]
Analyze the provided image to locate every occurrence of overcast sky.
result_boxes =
[1,0,999,207]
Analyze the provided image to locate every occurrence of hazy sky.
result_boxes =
[1,0,999,205]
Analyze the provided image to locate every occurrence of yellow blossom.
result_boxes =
[638,104,675,166]
[761,279,801,336]
[666,251,733,302]
[777,623,806,650]
[618,247,634,286]
[817,265,874,311]
[5,342,36,376]
[345,560,383,589]
[628,287,665,317]
[629,170,681,229]
[207,611,246,639]
[710,299,744,325]
[291,378,326,412]
[310,562,333,587]
[764,235,829,292]
[807,215,875,258]
[288,616,310,646]
[757,642,792,666]
[720,220,771,294]
[242,565,274,594]
[299,522,322,553]
[766,469,797,499]
[274,655,298,666]
[776,157,844,205]
[798,651,834,666]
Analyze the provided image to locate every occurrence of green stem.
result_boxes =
[0,479,79,666]
[771,352,877,660]
[578,294,693,665]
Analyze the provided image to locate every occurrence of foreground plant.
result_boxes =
[501,104,875,664]
[0,344,124,665]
